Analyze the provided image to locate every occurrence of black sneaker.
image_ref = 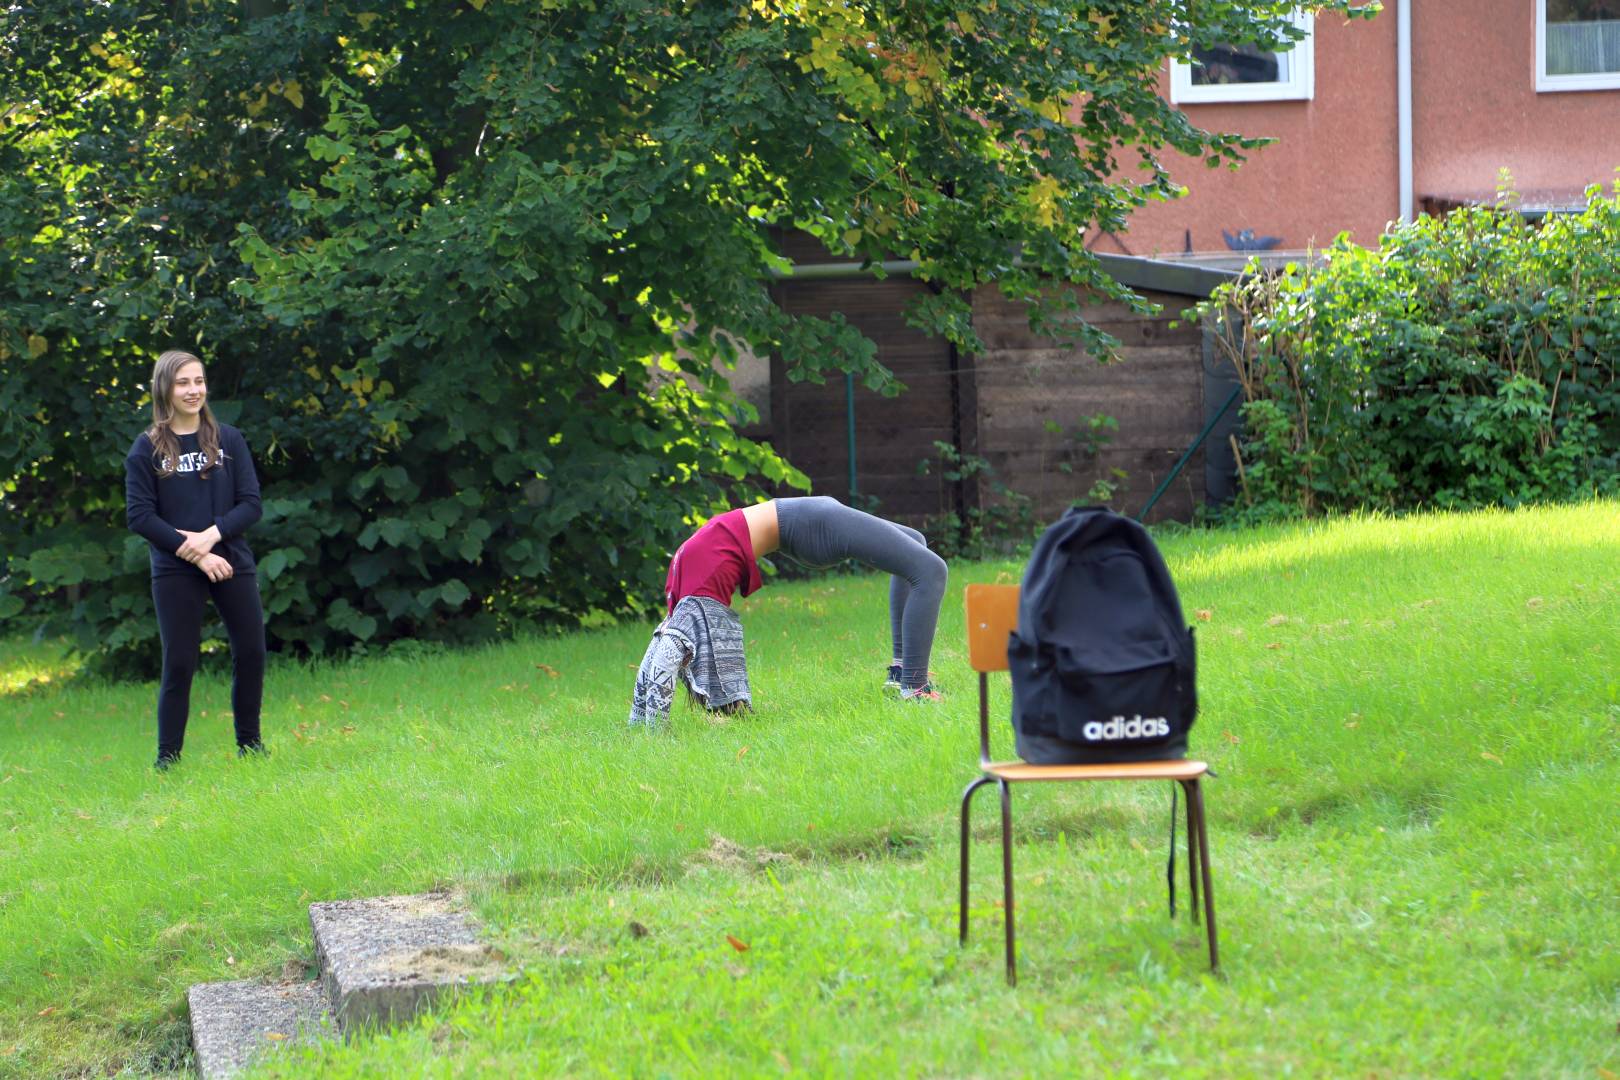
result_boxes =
[154,752,181,772]
[237,741,268,759]
[883,663,903,693]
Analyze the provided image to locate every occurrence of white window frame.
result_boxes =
[1536,0,1620,92]
[1170,12,1315,104]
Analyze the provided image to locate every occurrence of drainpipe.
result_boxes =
[1397,0,1414,222]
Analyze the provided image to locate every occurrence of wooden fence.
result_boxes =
[758,238,1238,529]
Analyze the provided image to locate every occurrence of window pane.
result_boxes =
[1546,0,1620,76]
[1190,41,1292,86]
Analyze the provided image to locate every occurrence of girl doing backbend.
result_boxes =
[630,496,947,725]
[125,350,266,769]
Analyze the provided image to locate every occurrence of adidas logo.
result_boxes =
[1082,715,1170,741]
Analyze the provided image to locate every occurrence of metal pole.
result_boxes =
[846,371,858,499]
[1136,384,1243,522]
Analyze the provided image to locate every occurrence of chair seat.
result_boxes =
[982,759,1209,783]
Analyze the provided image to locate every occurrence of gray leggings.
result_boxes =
[775,496,947,690]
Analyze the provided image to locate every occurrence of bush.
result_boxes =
[1198,185,1620,519]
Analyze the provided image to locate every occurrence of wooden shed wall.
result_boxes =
[762,233,1214,528]
[767,276,957,522]
[970,285,1207,525]
[764,230,963,523]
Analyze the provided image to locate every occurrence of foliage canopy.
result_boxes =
[0,0,1371,665]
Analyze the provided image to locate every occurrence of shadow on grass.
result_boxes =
[487,823,946,900]
[1237,773,1454,837]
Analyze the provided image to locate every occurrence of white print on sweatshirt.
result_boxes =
[163,450,214,474]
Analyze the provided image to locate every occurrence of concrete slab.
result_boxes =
[308,891,506,1034]
[187,979,331,1079]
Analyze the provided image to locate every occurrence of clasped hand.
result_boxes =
[192,553,234,583]
[176,526,220,563]
[177,527,232,582]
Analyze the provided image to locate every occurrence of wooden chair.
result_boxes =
[958,583,1219,986]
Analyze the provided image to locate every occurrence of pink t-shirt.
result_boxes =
[665,509,762,615]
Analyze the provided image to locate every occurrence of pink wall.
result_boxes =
[1415,1,1620,201]
[1119,4,1620,258]
[1123,12,1397,257]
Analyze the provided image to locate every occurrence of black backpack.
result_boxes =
[1009,507,1197,764]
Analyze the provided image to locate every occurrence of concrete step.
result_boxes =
[308,891,507,1034]
[187,979,333,1079]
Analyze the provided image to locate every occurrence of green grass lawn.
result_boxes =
[2,504,1618,1078]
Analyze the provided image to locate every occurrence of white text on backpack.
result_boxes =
[1082,715,1170,741]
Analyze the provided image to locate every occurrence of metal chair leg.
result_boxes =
[959,776,994,945]
[1189,779,1220,973]
[1182,780,1201,925]
[999,779,1017,987]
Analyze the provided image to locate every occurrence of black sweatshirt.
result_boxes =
[125,424,262,578]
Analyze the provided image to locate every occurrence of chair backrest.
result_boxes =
[964,584,1020,673]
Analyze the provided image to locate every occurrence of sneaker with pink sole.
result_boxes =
[900,681,944,703]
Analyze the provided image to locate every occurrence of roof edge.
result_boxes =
[1092,253,1240,298]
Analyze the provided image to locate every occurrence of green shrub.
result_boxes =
[1198,185,1620,519]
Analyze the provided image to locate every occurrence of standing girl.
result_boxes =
[124,350,266,769]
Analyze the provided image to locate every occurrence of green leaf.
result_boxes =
[260,549,289,580]
[492,454,524,485]
[377,589,416,621]
[26,544,109,587]
[350,554,391,588]
[380,466,415,498]
[377,518,414,548]
[456,518,493,562]
[350,468,383,499]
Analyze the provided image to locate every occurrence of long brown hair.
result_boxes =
[147,349,223,478]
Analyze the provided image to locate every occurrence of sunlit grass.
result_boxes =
[1,502,1617,1077]
[0,635,81,697]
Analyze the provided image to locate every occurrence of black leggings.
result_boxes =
[152,572,266,758]
[775,496,947,690]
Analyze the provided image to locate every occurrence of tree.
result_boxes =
[0,0,1374,667]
